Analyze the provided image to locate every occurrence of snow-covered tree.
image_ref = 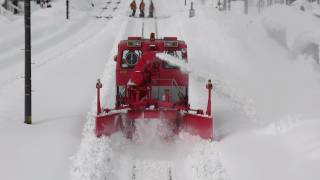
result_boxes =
[2,0,20,14]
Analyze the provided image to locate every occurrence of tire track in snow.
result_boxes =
[94,0,121,19]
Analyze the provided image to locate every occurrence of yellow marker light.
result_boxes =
[164,41,178,47]
[127,40,141,47]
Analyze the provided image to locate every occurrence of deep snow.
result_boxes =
[0,0,128,179]
[1,0,320,180]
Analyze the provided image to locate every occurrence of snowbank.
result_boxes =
[261,5,320,61]
[0,1,129,180]
[291,0,320,13]
[0,13,9,24]
[158,3,320,126]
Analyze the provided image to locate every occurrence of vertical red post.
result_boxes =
[96,79,103,114]
[206,80,213,116]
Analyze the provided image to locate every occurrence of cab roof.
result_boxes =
[118,36,187,51]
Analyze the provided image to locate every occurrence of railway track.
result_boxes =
[140,10,159,38]
[131,160,173,180]
[95,0,121,19]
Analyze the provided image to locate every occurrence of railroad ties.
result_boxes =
[94,0,121,19]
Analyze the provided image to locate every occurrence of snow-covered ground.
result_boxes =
[0,0,129,179]
[1,0,320,180]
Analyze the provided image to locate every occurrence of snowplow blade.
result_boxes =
[180,113,213,140]
[95,110,213,140]
[95,110,179,138]
[95,113,121,137]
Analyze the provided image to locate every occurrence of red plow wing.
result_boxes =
[95,110,213,140]
[181,114,213,139]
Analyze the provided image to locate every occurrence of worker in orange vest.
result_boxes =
[130,0,137,17]
[139,0,145,18]
[149,0,154,18]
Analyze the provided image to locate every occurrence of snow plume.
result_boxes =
[156,53,258,120]
[156,53,192,73]
[71,14,129,180]
[183,140,230,180]
[259,114,304,134]
[71,121,230,180]
[70,134,114,180]
[133,119,177,143]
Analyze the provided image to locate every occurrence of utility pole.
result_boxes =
[24,0,32,124]
[13,0,18,14]
[185,0,187,6]
[66,0,69,19]
[189,1,195,17]
[244,0,248,14]
[318,43,320,64]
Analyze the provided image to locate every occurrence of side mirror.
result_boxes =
[113,55,117,62]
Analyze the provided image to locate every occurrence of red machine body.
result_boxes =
[95,34,213,140]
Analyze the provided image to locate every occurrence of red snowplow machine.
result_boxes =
[95,33,213,140]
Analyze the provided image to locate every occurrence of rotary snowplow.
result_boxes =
[95,33,213,140]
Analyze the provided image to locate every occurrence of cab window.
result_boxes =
[121,50,142,69]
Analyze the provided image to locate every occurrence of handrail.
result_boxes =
[151,78,185,98]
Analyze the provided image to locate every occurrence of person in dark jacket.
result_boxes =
[148,0,154,18]
[130,0,137,17]
[139,0,145,17]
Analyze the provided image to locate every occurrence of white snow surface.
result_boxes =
[1,0,320,180]
[261,5,320,60]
